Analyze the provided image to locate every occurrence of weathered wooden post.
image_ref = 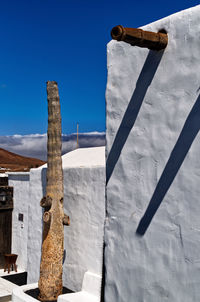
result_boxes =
[38,81,70,301]
[111,25,168,50]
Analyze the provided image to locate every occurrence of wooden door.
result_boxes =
[0,210,12,268]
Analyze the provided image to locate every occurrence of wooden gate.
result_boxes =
[0,183,13,269]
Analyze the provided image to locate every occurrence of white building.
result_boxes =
[104,5,200,302]
[5,5,200,302]
[8,146,105,293]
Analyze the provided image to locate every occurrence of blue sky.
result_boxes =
[0,0,199,135]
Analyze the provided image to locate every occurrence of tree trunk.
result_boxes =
[38,81,64,301]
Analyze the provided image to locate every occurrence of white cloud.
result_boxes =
[0,132,105,161]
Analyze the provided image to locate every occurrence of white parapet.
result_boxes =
[12,272,101,302]
[58,271,101,302]
[0,277,19,302]
[12,283,38,302]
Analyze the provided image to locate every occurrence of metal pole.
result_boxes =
[77,122,79,149]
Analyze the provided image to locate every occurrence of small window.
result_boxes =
[0,192,6,203]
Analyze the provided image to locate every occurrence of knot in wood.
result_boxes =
[40,195,52,208]
[43,211,51,223]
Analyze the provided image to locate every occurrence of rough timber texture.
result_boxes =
[38,81,65,301]
[26,147,105,293]
[105,5,200,302]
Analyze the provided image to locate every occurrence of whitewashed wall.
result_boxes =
[63,166,105,291]
[105,5,200,302]
[26,167,44,283]
[8,172,30,271]
[27,147,105,292]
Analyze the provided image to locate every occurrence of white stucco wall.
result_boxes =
[26,167,44,283]
[8,172,30,271]
[27,147,105,292]
[105,5,200,302]
[63,166,105,291]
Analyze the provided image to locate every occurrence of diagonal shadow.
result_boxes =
[136,94,200,235]
[106,49,164,185]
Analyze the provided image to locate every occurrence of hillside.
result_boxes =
[0,148,45,173]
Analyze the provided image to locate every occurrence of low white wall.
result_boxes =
[12,283,38,302]
[8,172,30,271]
[105,5,200,302]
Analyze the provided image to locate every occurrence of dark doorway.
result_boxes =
[0,210,12,268]
[0,185,13,269]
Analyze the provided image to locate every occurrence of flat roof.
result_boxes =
[37,146,105,170]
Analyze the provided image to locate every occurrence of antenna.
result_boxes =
[77,122,79,149]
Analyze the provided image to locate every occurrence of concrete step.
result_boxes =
[0,276,19,302]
